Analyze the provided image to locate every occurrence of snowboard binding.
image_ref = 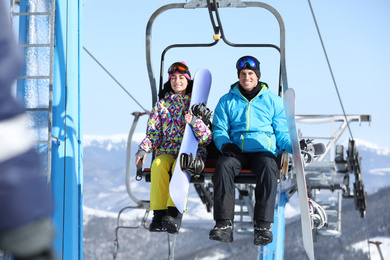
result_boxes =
[300,139,326,164]
[179,152,205,179]
[309,198,328,229]
[191,102,212,126]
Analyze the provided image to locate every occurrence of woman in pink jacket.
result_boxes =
[135,62,212,233]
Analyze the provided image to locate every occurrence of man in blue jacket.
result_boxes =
[209,56,292,246]
[0,2,55,259]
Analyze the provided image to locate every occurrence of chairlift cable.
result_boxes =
[83,46,149,113]
[307,0,354,139]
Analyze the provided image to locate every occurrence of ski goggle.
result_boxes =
[236,56,260,70]
[168,62,191,78]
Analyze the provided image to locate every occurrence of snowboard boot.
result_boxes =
[149,209,167,232]
[209,220,233,243]
[161,207,182,234]
[254,221,273,246]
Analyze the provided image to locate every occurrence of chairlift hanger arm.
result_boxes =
[146,3,186,106]
[146,0,289,105]
[206,0,281,51]
[205,0,283,95]
[209,0,287,96]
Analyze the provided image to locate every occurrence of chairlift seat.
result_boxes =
[141,168,257,184]
[139,152,287,185]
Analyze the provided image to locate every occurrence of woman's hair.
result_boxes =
[158,79,193,100]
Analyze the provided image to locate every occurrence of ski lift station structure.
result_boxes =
[6,0,371,260]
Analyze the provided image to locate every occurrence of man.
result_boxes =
[209,56,292,246]
[0,2,56,259]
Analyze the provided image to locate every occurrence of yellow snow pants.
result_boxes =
[149,154,187,211]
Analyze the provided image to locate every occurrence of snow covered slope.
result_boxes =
[83,134,390,219]
[82,135,390,259]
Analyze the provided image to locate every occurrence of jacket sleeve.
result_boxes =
[212,96,232,152]
[272,96,292,154]
[189,117,212,146]
[0,3,24,120]
[138,103,162,153]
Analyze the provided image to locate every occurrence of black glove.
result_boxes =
[191,102,212,126]
[221,143,241,158]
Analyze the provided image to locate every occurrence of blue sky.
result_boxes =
[83,0,390,149]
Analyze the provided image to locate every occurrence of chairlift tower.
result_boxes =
[8,0,83,259]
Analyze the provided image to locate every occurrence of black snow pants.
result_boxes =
[212,152,278,223]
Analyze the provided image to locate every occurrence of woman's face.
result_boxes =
[170,74,188,95]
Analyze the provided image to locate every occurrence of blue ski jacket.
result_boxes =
[212,81,292,157]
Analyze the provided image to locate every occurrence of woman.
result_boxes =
[135,61,212,234]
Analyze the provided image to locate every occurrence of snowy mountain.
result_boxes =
[82,134,390,259]
[83,187,390,260]
[83,134,390,217]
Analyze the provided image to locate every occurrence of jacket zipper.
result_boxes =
[236,85,265,151]
[264,133,271,150]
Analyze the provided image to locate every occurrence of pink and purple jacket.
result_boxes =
[138,92,212,161]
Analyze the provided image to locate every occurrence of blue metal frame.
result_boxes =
[17,0,83,259]
[16,0,28,102]
[51,0,83,259]
[259,191,288,260]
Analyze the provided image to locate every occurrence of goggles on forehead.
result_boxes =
[168,62,191,77]
[236,56,260,70]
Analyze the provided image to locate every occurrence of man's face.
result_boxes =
[239,69,258,91]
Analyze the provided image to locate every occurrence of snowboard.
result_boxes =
[169,68,212,214]
[283,88,315,260]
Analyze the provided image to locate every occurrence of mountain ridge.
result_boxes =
[83,135,390,259]
[83,134,390,215]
